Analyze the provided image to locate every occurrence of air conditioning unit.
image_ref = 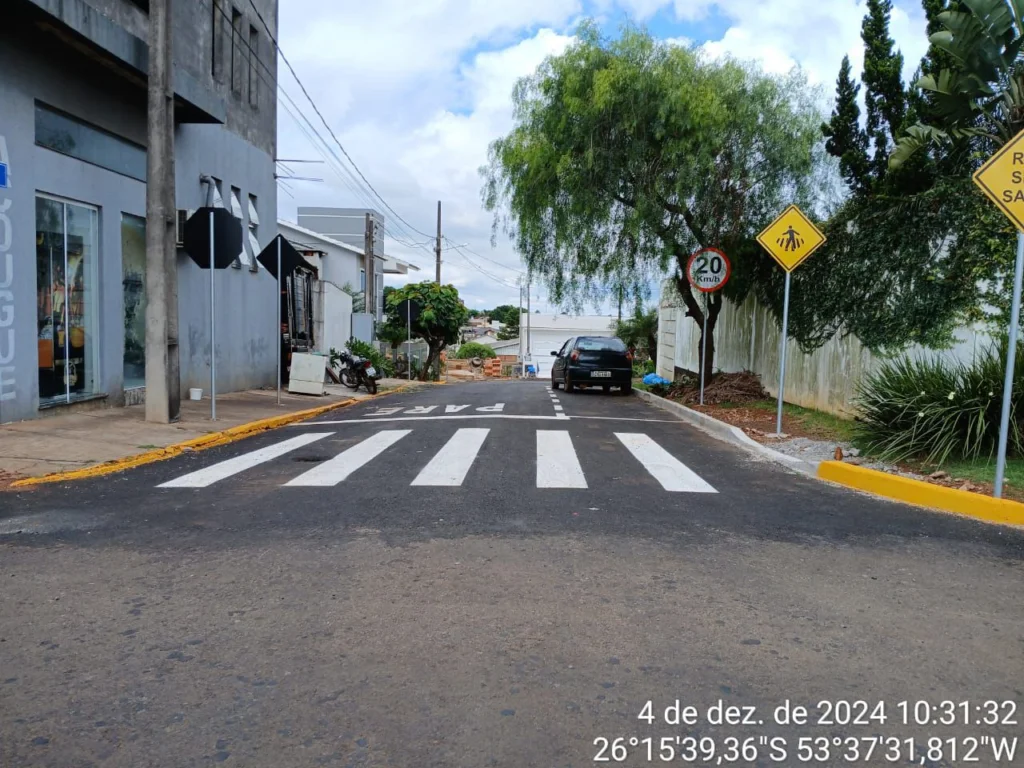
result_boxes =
[174,209,194,247]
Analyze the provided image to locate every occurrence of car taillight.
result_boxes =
[626,351,634,362]
[570,350,580,362]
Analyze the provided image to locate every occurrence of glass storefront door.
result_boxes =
[36,195,100,405]
[121,214,146,389]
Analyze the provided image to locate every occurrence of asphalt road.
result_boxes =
[2,381,1024,768]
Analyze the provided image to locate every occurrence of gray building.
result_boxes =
[0,0,279,423]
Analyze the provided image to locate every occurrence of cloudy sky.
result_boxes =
[276,0,931,314]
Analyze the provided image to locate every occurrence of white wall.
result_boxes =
[658,281,992,416]
[313,281,352,356]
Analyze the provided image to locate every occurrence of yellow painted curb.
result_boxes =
[817,461,1024,527]
[10,384,416,488]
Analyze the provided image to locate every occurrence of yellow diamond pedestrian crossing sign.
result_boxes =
[973,128,1024,231]
[756,204,826,272]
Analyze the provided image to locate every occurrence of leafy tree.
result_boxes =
[496,317,520,341]
[614,307,658,361]
[822,55,871,194]
[891,0,1024,166]
[453,342,498,359]
[861,0,907,182]
[483,23,823,382]
[384,281,468,380]
[489,304,520,326]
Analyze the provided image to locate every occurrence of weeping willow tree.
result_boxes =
[482,23,825,381]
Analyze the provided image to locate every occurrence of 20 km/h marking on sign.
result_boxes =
[686,247,731,293]
[756,205,827,272]
[973,131,1024,231]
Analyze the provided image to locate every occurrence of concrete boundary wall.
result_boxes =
[657,281,992,416]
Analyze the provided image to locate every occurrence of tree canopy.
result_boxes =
[384,282,468,380]
[483,23,825,378]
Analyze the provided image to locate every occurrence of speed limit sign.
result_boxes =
[686,247,731,293]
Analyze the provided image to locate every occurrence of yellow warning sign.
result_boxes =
[756,205,827,272]
[973,128,1024,231]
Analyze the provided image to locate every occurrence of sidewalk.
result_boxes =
[0,379,410,484]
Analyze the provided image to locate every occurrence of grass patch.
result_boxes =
[740,400,858,442]
[632,378,650,391]
[922,457,1024,488]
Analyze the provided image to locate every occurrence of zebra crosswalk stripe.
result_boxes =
[410,428,489,487]
[285,430,412,487]
[157,433,333,488]
[536,430,587,488]
[614,433,718,493]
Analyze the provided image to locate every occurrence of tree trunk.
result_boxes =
[421,343,442,381]
[676,279,723,385]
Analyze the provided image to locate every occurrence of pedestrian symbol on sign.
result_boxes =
[777,226,803,252]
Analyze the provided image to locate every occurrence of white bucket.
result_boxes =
[189,388,203,401]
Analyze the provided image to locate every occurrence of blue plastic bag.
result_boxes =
[643,373,671,386]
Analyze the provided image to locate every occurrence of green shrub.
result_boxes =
[330,340,395,378]
[453,342,497,360]
[633,359,656,378]
[854,341,1024,465]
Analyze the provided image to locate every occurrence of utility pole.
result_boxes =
[435,200,442,283]
[144,0,179,423]
[526,273,531,368]
[518,279,524,378]
[364,212,375,319]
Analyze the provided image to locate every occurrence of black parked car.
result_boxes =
[550,336,633,395]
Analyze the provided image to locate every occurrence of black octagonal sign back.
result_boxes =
[183,207,243,269]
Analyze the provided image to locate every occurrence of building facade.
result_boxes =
[0,0,279,423]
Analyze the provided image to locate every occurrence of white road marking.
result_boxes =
[307,414,569,424]
[445,405,470,413]
[370,407,403,416]
[614,433,718,493]
[404,406,437,415]
[285,430,411,487]
[411,428,489,486]
[536,431,587,488]
[476,403,505,412]
[158,433,332,488]
[554,405,564,412]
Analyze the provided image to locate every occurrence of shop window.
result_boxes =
[35,103,146,182]
[247,194,260,272]
[36,196,101,406]
[122,214,146,390]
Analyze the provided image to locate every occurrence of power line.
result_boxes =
[246,0,437,242]
[443,236,524,276]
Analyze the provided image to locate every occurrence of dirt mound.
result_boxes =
[652,371,768,406]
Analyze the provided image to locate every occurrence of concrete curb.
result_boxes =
[818,461,1024,527]
[632,388,819,475]
[10,384,417,488]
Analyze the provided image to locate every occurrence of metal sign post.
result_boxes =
[686,247,731,406]
[276,235,282,405]
[775,272,792,435]
[995,233,1024,498]
[407,302,412,381]
[971,129,1024,497]
[209,210,216,421]
[756,205,827,436]
[700,293,708,406]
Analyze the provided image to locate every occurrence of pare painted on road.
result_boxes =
[369,403,505,416]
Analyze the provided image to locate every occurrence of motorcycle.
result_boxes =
[336,349,380,394]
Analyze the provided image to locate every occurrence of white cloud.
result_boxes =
[277,0,933,311]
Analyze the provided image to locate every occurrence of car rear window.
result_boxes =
[576,337,627,352]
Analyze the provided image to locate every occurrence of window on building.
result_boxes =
[229,186,249,268]
[212,0,224,80]
[231,7,244,94]
[248,25,259,108]
[35,103,147,182]
[247,194,260,272]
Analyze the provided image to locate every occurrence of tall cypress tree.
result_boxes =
[822,55,870,195]
[861,0,906,181]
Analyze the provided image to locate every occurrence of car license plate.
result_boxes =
[366,367,377,377]
[591,370,611,378]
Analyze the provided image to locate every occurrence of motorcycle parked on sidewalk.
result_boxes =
[336,349,380,395]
